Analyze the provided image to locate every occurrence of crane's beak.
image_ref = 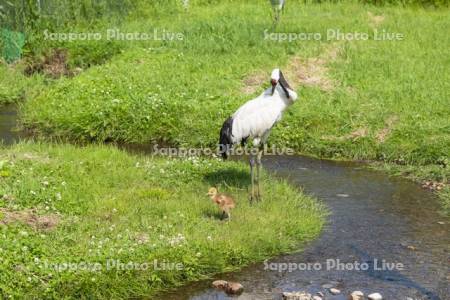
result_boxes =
[271,79,277,95]
[278,71,292,98]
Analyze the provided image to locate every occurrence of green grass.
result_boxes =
[17,2,450,213]
[0,62,46,105]
[0,142,324,298]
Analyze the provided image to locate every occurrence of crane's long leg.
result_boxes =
[256,148,263,201]
[249,151,256,204]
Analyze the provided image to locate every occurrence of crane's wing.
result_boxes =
[231,93,284,142]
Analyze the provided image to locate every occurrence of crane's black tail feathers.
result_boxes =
[219,117,233,160]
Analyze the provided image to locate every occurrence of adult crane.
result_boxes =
[219,69,297,202]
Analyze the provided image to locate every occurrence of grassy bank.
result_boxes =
[17,2,449,213]
[0,63,46,105]
[0,142,323,298]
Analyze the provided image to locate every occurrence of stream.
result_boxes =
[160,156,450,300]
[1,106,449,300]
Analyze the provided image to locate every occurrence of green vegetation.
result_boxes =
[0,1,448,298]
[0,63,45,105]
[15,2,449,212]
[0,142,324,298]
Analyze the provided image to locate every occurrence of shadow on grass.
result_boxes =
[203,169,250,189]
[202,209,227,221]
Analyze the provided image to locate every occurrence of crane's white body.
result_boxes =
[231,83,297,147]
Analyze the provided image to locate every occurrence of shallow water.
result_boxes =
[1,106,448,299]
[160,156,450,300]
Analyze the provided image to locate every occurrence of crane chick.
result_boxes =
[207,187,235,221]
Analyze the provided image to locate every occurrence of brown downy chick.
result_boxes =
[207,187,235,221]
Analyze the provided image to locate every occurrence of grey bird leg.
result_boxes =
[271,10,278,29]
[249,151,256,204]
[256,147,263,201]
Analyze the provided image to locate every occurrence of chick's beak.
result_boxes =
[271,79,277,95]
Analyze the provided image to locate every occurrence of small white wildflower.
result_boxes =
[55,193,62,200]
[30,191,36,195]
[42,181,49,186]
[207,236,212,241]
[19,231,28,237]
[61,181,66,186]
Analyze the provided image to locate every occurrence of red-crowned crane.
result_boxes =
[219,69,298,202]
